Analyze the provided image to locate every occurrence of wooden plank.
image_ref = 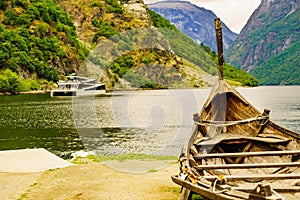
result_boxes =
[194,150,300,159]
[195,162,300,170]
[203,174,300,181]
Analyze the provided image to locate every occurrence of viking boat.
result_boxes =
[171,18,300,200]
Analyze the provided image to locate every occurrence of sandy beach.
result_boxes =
[0,158,181,200]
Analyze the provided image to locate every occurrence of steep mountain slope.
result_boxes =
[225,0,300,85]
[0,0,257,93]
[58,0,153,45]
[57,0,216,88]
[147,10,257,87]
[148,1,238,52]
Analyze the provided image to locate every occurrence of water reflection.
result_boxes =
[0,128,83,157]
[0,86,299,157]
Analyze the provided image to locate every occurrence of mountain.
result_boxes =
[225,0,300,85]
[0,0,257,93]
[148,1,238,52]
[57,0,218,89]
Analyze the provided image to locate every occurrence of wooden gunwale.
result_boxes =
[269,120,300,139]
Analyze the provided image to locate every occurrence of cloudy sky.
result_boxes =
[145,0,261,33]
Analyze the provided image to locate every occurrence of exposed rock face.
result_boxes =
[225,0,300,73]
[148,1,237,52]
[123,0,152,24]
[58,0,153,45]
[58,0,102,45]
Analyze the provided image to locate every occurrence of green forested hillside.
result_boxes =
[225,0,299,85]
[0,0,88,92]
[250,41,300,85]
[0,0,258,93]
[248,10,300,85]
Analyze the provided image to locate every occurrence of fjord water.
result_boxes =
[0,86,299,157]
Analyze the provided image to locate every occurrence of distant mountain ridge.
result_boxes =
[148,1,238,52]
[225,0,300,85]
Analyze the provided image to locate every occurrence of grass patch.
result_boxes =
[86,153,177,162]
[226,79,243,86]
[191,193,203,200]
[30,182,38,187]
[148,169,158,173]
[158,186,181,194]
[70,158,88,165]
[17,192,28,200]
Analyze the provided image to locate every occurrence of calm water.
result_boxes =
[0,86,299,157]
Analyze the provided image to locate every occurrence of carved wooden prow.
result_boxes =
[214,18,224,80]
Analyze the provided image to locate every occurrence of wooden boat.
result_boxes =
[171,18,300,200]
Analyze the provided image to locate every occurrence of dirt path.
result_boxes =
[0,172,41,200]
[1,159,181,200]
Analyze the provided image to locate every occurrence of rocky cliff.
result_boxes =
[225,0,300,85]
[148,1,238,52]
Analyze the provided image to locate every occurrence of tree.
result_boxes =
[0,69,22,93]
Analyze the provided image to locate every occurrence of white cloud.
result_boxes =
[145,0,261,33]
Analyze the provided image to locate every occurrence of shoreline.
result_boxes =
[2,84,298,96]
[0,90,49,96]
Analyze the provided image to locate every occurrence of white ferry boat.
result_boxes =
[50,74,105,97]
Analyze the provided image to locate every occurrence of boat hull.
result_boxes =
[51,90,77,97]
[50,89,106,97]
[172,80,300,200]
